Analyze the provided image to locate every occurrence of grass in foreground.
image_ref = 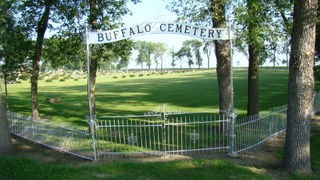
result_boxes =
[0,157,272,180]
[1,129,319,180]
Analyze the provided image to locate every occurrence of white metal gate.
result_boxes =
[94,112,229,158]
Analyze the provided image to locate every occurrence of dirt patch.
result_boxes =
[11,136,89,165]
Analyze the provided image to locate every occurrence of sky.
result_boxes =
[121,0,292,69]
[122,0,222,69]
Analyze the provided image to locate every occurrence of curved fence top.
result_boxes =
[86,22,232,44]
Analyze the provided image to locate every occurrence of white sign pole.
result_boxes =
[85,25,94,123]
[85,25,98,161]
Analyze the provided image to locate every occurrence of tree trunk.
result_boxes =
[215,41,232,114]
[246,0,260,116]
[283,0,317,173]
[247,43,260,115]
[210,0,232,114]
[31,0,52,121]
[0,92,13,155]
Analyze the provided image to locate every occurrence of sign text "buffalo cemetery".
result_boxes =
[87,22,231,44]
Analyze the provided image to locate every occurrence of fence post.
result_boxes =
[228,110,237,157]
[161,111,167,157]
[87,116,98,161]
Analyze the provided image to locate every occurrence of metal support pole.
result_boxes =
[86,25,94,122]
[227,17,238,157]
[228,18,235,113]
[228,111,237,157]
[85,25,97,160]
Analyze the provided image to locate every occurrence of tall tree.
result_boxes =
[17,0,84,121]
[169,48,176,69]
[0,0,18,154]
[134,41,156,70]
[0,0,33,95]
[0,85,12,155]
[183,39,203,69]
[235,0,292,115]
[246,0,261,115]
[153,42,167,71]
[175,45,192,69]
[167,0,233,114]
[30,0,52,121]
[210,0,233,115]
[203,40,214,69]
[284,0,318,173]
[87,0,139,119]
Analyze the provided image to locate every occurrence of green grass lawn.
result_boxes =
[1,129,320,180]
[6,69,290,127]
[0,156,274,180]
[3,69,320,179]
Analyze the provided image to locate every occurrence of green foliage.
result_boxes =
[91,39,134,71]
[0,1,33,83]
[175,45,192,68]
[183,39,203,68]
[235,0,293,65]
[42,35,85,71]
[314,65,320,80]
[134,41,165,70]
[166,0,227,25]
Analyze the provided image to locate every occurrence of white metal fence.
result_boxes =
[7,92,320,160]
[8,112,95,160]
[94,113,229,158]
[231,105,287,155]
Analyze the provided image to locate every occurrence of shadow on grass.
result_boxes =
[0,156,273,179]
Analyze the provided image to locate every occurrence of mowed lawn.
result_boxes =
[6,69,289,127]
[4,68,320,179]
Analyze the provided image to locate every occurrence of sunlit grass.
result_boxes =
[0,157,273,179]
[6,69,290,127]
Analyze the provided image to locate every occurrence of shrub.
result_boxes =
[51,75,59,80]
[139,74,144,77]
[19,73,30,81]
[113,76,118,79]
[45,79,53,82]
[129,74,135,77]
